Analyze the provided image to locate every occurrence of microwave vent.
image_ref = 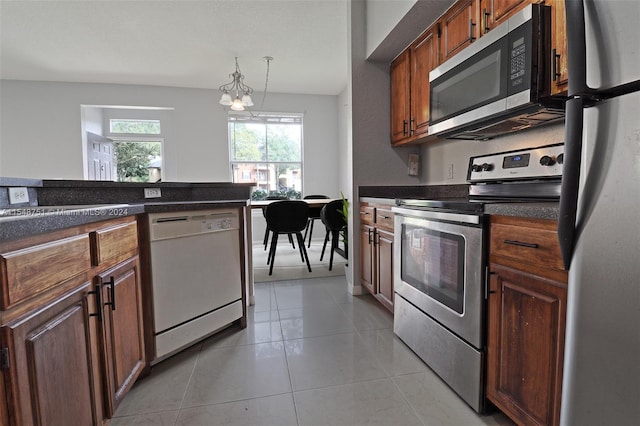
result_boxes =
[441,106,565,141]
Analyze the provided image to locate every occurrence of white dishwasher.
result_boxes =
[148,209,243,361]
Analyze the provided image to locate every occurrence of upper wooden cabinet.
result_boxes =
[479,0,532,34]
[548,0,568,94]
[390,25,439,145]
[440,0,480,63]
[390,50,411,144]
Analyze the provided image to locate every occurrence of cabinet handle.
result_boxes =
[469,19,476,42]
[403,120,409,136]
[88,283,103,321]
[409,119,415,134]
[483,9,491,34]
[378,215,389,219]
[368,228,373,244]
[374,230,379,246]
[504,239,539,249]
[552,48,561,81]
[103,276,116,311]
[360,211,370,215]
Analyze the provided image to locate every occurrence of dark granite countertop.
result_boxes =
[0,200,250,242]
[358,185,559,221]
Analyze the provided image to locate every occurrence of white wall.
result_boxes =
[0,80,341,198]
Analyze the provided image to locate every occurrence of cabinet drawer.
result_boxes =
[359,206,375,225]
[491,221,563,271]
[91,220,138,267]
[0,234,92,309]
[375,208,395,231]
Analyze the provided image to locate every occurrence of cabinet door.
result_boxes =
[98,256,145,417]
[441,0,480,63]
[549,0,568,94]
[390,50,411,144]
[360,224,375,294]
[410,28,439,138]
[375,229,394,313]
[480,0,530,34]
[1,283,103,426]
[487,264,566,426]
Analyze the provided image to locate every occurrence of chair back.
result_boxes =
[320,199,346,231]
[304,195,330,219]
[266,201,310,233]
[262,195,288,217]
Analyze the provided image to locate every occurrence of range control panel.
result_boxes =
[467,143,564,182]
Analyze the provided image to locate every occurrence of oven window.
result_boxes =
[401,224,465,314]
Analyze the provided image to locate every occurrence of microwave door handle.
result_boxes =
[558,97,584,270]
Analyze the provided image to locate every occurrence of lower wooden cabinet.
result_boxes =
[97,256,145,417]
[0,216,146,425]
[487,215,567,426]
[1,282,104,425]
[359,201,395,313]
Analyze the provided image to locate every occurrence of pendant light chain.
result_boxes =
[261,56,273,109]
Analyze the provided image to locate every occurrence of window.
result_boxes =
[109,119,163,183]
[229,112,303,200]
[110,119,161,134]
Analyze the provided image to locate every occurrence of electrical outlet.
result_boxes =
[144,188,162,198]
[447,163,454,179]
[8,187,29,204]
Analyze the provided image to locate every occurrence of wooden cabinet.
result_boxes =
[390,26,439,145]
[487,215,567,426]
[359,201,395,313]
[390,50,411,144]
[0,216,146,425]
[548,0,568,94]
[96,257,145,417]
[479,0,531,34]
[440,0,480,63]
[1,282,103,426]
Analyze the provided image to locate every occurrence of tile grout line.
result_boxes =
[173,342,205,425]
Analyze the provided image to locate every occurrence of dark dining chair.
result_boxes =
[303,195,330,247]
[320,199,347,271]
[262,195,292,250]
[265,200,312,276]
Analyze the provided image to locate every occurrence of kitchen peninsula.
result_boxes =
[0,178,253,425]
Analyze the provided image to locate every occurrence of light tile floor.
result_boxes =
[112,276,514,426]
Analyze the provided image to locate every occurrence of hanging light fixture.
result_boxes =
[219,56,273,111]
[219,57,254,111]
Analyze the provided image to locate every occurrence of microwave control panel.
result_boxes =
[467,143,564,182]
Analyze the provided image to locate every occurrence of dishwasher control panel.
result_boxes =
[149,209,240,241]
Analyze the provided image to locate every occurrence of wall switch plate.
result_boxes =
[144,188,162,198]
[8,187,29,204]
[447,163,454,179]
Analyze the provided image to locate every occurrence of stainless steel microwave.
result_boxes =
[428,4,565,140]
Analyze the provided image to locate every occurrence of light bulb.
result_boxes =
[230,97,245,111]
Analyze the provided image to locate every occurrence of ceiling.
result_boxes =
[0,0,349,96]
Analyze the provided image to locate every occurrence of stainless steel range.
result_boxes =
[392,143,564,413]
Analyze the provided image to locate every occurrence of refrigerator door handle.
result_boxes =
[558,97,584,270]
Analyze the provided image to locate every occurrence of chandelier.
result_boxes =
[219,57,273,111]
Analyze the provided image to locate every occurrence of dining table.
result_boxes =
[249,198,340,210]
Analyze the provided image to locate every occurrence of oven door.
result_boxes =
[393,208,485,349]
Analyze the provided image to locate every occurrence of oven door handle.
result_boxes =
[392,206,481,225]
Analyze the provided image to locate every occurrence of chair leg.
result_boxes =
[268,233,279,275]
[263,225,270,250]
[303,218,311,244]
[295,232,312,273]
[329,230,339,271]
[307,219,314,248]
[320,229,330,261]
[288,233,296,249]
